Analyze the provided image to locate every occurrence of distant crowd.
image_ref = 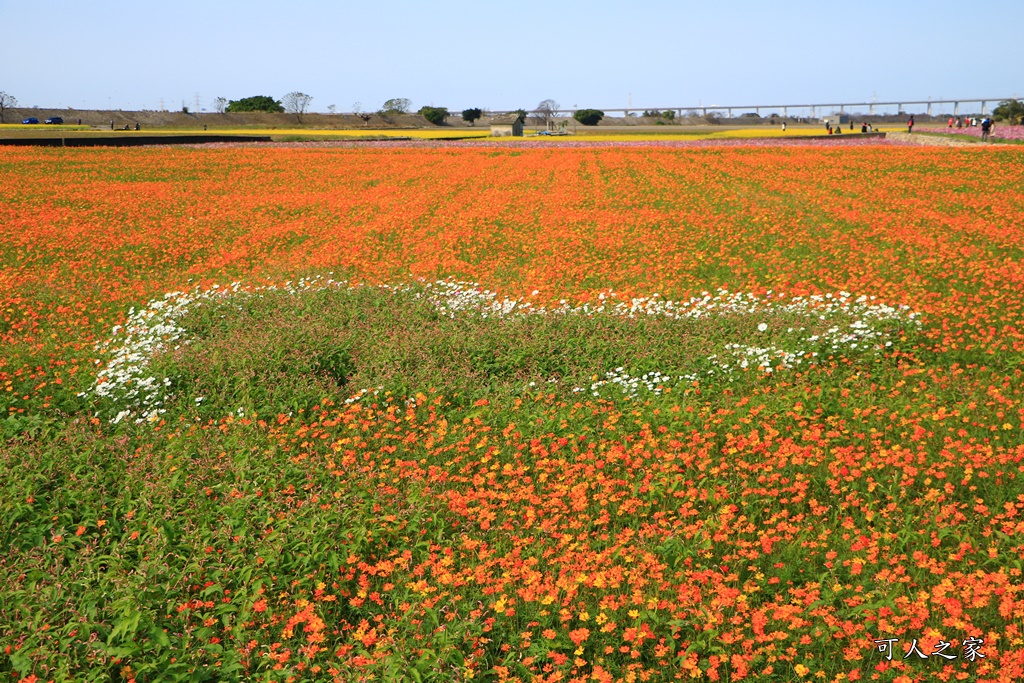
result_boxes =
[804,115,998,141]
[946,116,996,141]
[821,120,875,135]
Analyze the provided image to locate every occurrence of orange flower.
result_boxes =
[569,628,590,646]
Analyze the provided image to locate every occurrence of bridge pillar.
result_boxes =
[927,102,932,116]
[981,100,987,115]
[702,107,707,117]
[783,106,788,117]
[898,103,903,114]
[811,105,816,118]
[869,103,874,115]
[954,101,959,116]
[727,108,732,118]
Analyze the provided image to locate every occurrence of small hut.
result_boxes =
[823,113,850,125]
[489,113,523,137]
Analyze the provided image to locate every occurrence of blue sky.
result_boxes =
[3,0,1021,114]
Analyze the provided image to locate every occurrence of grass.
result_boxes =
[88,282,917,424]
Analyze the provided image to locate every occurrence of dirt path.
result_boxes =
[887,131,993,147]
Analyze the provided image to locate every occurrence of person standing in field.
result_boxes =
[782,121,787,132]
[907,115,915,133]
[981,117,992,142]
[948,117,954,128]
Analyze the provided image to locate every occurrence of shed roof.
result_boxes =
[489,114,522,125]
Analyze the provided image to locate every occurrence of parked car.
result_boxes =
[44,116,64,125]
[21,117,39,124]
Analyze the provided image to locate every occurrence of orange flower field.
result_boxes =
[2,142,1024,682]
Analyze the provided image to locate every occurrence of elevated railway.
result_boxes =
[483,97,1018,119]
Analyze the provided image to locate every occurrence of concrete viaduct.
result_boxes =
[488,97,1017,119]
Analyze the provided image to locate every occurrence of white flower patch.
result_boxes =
[414,281,919,399]
[82,277,920,422]
[79,282,247,424]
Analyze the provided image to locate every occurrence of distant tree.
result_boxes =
[418,106,449,125]
[993,99,1024,125]
[226,96,285,113]
[461,108,483,126]
[283,92,313,123]
[351,104,371,125]
[573,109,604,126]
[212,97,228,114]
[0,91,17,123]
[661,110,675,120]
[381,98,412,115]
[537,99,560,127]
[327,104,337,115]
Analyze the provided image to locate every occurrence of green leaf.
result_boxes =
[150,626,171,648]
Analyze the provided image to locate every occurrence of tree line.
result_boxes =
[31,90,1022,127]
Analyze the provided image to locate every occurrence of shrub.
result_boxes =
[225,96,285,113]
[461,108,483,125]
[574,109,604,126]
[418,106,449,126]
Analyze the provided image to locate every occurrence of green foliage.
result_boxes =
[225,95,285,113]
[142,285,754,416]
[381,98,412,115]
[418,106,449,126]
[461,108,482,125]
[573,109,604,126]
[993,99,1024,125]
[643,109,676,120]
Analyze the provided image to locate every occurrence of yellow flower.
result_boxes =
[794,664,809,677]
